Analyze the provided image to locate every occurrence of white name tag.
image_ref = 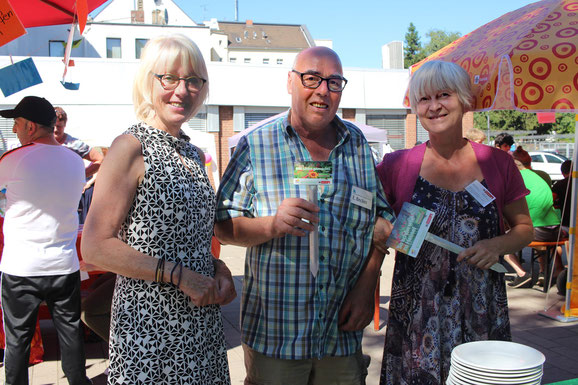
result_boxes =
[351,186,373,210]
[465,180,495,207]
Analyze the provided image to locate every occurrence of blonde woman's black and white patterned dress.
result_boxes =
[107,123,230,385]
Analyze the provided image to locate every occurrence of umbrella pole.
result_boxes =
[541,116,578,322]
[563,117,578,319]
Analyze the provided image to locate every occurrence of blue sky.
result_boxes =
[171,0,537,68]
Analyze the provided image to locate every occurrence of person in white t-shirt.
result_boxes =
[0,96,92,385]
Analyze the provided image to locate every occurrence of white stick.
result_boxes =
[308,185,319,277]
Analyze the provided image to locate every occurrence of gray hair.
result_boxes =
[408,60,474,113]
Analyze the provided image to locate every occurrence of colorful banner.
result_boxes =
[0,0,26,47]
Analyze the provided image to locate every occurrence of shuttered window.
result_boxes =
[245,113,277,129]
[0,117,16,155]
[187,112,207,131]
[366,115,406,150]
[416,119,429,143]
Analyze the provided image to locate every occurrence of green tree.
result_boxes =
[473,111,575,136]
[422,29,462,57]
[404,22,424,68]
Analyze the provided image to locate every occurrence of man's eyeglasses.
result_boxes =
[291,70,347,92]
[154,73,207,92]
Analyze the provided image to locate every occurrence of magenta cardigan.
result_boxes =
[376,141,529,234]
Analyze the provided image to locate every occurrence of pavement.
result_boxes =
[2,244,578,384]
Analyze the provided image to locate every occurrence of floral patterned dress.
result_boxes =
[380,176,511,385]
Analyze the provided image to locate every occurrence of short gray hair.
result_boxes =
[408,60,474,113]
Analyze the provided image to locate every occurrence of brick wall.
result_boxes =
[405,114,417,148]
[218,106,234,177]
[342,108,356,121]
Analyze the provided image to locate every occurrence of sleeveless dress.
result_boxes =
[380,177,511,385]
[107,123,230,385]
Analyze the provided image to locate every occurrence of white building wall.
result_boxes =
[93,0,196,26]
[0,56,409,146]
[227,50,298,66]
[83,23,213,60]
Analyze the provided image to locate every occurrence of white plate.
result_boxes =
[452,341,545,371]
[451,365,543,384]
[452,356,543,376]
[450,369,542,385]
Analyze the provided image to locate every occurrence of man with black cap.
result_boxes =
[0,96,92,384]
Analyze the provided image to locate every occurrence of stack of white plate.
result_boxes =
[447,341,545,385]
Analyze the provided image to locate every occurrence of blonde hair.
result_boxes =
[408,60,474,113]
[465,127,486,143]
[133,34,209,123]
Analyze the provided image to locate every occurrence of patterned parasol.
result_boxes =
[406,0,578,113]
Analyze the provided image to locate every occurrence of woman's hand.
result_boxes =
[457,238,501,270]
[213,259,237,306]
[179,269,222,306]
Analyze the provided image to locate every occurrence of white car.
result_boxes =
[529,151,569,181]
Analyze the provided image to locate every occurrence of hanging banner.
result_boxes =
[0,0,26,47]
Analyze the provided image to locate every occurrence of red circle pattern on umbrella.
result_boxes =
[406,0,578,113]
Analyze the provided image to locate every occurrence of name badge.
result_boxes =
[465,180,495,207]
[351,186,373,210]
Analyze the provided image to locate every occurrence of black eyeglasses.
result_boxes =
[291,70,347,92]
[154,73,207,92]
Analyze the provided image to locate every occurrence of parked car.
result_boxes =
[529,151,568,181]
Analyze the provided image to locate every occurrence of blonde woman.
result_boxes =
[82,35,235,384]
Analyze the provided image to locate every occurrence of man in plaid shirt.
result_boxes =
[215,47,393,385]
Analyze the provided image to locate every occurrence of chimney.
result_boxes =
[246,20,253,27]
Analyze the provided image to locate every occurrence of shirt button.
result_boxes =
[320,198,325,203]
[319,284,324,289]
[319,313,324,319]
[320,255,325,261]
[321,226,326,231]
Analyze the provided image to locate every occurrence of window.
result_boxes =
[187,113,207,131]
[244,58,251,64]
[245,112,278,129]
[229,57,237,63]
[545,154,563,164]
[106,38,121,58]
[277,58,283,65]
[49,40,65,57]
[135,39,148,59]
[262,58,269,64]
[367,115,406,150]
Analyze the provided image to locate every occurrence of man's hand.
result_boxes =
[372,217,393,255]
[270,198,319,238]
[338,282,375,331]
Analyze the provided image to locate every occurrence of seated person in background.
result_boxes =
[54,107,104,179]
[465,127,486,144]
[552,160,573,231]
[494,132,514,152]
[505,147,566,288]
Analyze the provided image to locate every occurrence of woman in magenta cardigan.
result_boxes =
[376,61,533,385]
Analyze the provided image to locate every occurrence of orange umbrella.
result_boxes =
[406,0,578,113]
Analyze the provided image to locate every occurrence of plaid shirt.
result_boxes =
[216,113,393,359]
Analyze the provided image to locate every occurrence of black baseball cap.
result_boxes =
[0,96,57,127]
